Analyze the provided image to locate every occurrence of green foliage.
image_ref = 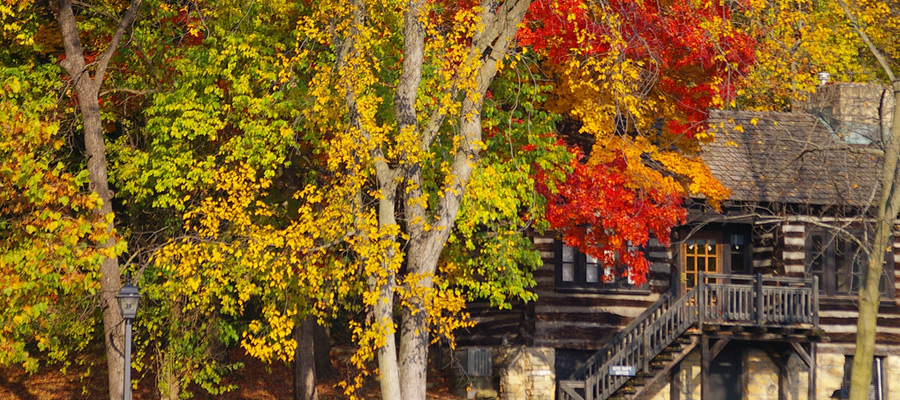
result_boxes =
[446,63,573,308]
[0,66,110,372]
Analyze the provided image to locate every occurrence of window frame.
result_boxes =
[805,230,895,299]
[678,227,752,290]
[553,240,650,294]
[841,355,887,400]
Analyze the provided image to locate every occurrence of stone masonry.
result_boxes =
[784,352,809,400]
[795,83,895,145]
[815,353,845,400]
[494,346,555,400]
[744,349,779,400]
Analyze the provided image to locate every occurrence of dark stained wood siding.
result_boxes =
[457,219,900,350]
[456,300,527,347]
[529,236,670,350]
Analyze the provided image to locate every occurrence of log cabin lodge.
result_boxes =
[452,83,900,400]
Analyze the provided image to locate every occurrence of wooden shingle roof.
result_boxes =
[704,110,881,206]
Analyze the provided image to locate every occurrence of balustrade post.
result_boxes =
[643,329,651,374]
[756,273,764,326]
[812,275,819,328]
[585,374,593,400]
[698,272,705,327]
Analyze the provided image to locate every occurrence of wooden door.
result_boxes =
[681,236,723,293]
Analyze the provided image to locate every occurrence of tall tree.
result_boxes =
[54,1,142,399]
[727,1,897,398]
[523,0,754,281]
[832,2,900,399]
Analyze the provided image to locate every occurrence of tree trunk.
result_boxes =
[294,315,318,400]
[54,1,142,398]
[158,348,182,400]
[398,242,440,400]
[386,2,531,400]
[313,322,335,378]
[374,275,402,399]
[849,83,900,400]
[80,86,127,400]
[374,184,403,400]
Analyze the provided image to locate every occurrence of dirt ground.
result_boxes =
[0,346,459,400]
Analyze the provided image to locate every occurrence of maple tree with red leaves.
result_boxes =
[521,0,755,283]
[535,147,687,285]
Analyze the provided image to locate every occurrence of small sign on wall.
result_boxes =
[609,365,636,377]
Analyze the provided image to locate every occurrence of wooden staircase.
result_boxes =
[558,273,819,400]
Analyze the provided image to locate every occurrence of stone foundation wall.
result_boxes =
[644,374,672,400]
[887,356,900,400]
[744,349,778,400]
[784,353,809,400]
[474,344,900,400]
[816,352,846,399]
[495,346,555,400]
[674,351,702,400]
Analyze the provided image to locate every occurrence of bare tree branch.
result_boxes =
[93,0,144,87]
[836,0,896,82]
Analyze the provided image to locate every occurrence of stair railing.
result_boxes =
[559,273,818,400]
[558,289,695,400]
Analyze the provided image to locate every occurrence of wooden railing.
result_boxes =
[699,273,819,328]
[559,273,818,400]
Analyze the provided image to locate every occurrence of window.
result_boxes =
[837,356,886,400]
[728,232,751,274]
[554,240,648,292]
[679,228,751,289]
[806,231,894,297]
[684,238,718,288]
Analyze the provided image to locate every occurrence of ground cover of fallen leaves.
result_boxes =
[0,346,458,399]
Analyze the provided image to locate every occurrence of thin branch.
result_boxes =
[836,0,896,82]
[57,0,89,80]
[99,87,158,96]
[796,145,884,158]
[72,0,118,21]
[93,0,144,86]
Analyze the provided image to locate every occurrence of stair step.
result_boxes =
[674,337,693,345]
[628,378,647,387]
[653,353,675,361]
[662,345,683,353]
[619,385,637,394]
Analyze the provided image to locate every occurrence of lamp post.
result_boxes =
[116,284,140,400]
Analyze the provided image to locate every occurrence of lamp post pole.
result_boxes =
[123,316,133,400]
[117,284,140,400]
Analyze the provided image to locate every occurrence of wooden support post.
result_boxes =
[700,335,709,400]
[756,273,764,326]
[670,362,681,400]
[761,344,794,400]
[585,374,593,400]
[809,343,817,400]
[778,352,789,400]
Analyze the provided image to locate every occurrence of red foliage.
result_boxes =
[518,0,757,137]
[535,146,686,285]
